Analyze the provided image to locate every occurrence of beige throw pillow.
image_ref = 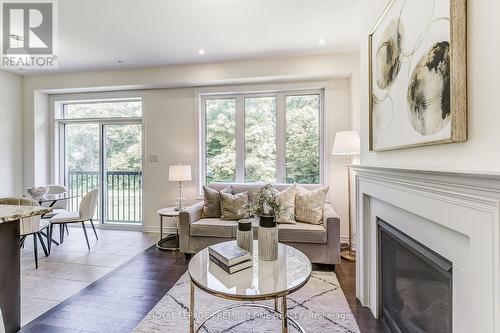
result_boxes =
[220,192,248,220]
[202,186,232,218]
[275,185,297,224]
[295,186,329,224]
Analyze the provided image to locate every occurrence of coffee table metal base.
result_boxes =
[189,282,304,333]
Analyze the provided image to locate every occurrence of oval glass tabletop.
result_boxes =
[188,240,312,301]
[37,193,78,203]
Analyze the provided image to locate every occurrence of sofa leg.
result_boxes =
[184,253,192,261]
[331,264,336,271]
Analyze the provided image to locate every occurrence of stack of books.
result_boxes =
[208,243,253,274]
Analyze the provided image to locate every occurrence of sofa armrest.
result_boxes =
[323,203,341,263]
[179,201,204,252]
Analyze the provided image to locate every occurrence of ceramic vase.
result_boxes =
[237,219,253,253]
[258,215,278,261]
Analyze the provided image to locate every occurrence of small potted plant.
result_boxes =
[239,184,285,261]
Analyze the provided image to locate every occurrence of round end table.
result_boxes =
[156,207,181,251]
[188,240,312,333]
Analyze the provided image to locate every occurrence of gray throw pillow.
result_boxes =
[202,186,232,218]
[220,192,248,220]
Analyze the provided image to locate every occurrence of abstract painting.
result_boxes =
[369,0,467,151]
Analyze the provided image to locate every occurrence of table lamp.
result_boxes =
[332,131,360,262]
[169,164,192,211]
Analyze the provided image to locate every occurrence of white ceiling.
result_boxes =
[20,0,361,74]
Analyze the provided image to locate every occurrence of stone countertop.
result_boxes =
[0,205,52,223]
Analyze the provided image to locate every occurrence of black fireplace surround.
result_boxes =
[378,218,452,333]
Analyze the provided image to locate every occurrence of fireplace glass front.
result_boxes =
[378,218,452,333]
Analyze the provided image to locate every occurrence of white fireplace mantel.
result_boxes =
[352,165,500,333]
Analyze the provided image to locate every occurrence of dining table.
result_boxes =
[37,193,78,210]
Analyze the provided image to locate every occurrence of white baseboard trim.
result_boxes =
[340,236,357,251]
[67,223,143,232]
[143,226,178,234]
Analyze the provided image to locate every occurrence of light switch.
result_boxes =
[149,155,159,163]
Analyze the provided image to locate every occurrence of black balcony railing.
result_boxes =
[67,170,99,215]
[67,170,142,224]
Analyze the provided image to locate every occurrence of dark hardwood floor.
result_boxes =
[22,247,383,333]
[334,259,385,333]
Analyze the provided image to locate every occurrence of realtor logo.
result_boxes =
[1,0,57,69]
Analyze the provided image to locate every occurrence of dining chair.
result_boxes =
[0,197,50,269]
[41,184,69,214]
[42,184,70,237]
[48,188,99,251]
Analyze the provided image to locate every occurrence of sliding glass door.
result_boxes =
[58,99,143,226]
[104,124,142,224]
[64,123,101,217]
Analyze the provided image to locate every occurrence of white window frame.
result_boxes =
[198,85,325,190]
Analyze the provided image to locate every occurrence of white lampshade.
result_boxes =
[332,131,360,155]
[169,164,192,181]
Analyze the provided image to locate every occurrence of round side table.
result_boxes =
[156,207,180,251]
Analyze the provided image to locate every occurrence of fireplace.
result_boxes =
[355,166,500,332]
[378,218,452,333]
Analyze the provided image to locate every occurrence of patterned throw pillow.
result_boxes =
[295,186,329,225]
[220,192,248,220]
[202,186,232,218]
[275,185,297,224]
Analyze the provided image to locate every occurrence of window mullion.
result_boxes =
[60,123,67,186]
[276,94,286,183]
[235,96,245,183]
[99,124,105,224]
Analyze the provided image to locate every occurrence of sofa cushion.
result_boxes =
[201,186,232,218]
[245,218,326,244]
[190,218,237,238]
[295,186,329,225]
[277,222,327,244]
[190,218,326,244]
[275,185,296,224]
[220,192,248,220]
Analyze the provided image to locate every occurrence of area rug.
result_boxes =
[134,271,360,333]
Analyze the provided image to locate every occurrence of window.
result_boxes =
[285,95,321,184]
[205,99,236,183]
[245,97,277,183]
[202,90,323,185]
[60,100,142,119]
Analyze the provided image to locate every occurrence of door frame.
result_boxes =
[51,94,145,230]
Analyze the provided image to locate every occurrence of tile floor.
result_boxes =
[20,226,157,325]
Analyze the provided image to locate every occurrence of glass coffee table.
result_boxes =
[188,240,312,333]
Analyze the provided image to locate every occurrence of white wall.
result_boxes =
[34,92,50,186]
[0,70,23,196]
[21,53,360,237]
[325,79,357,242]
[360,1,500,172]
[142,88,199,231]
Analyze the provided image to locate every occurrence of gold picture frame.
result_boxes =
[369,0,467,151]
